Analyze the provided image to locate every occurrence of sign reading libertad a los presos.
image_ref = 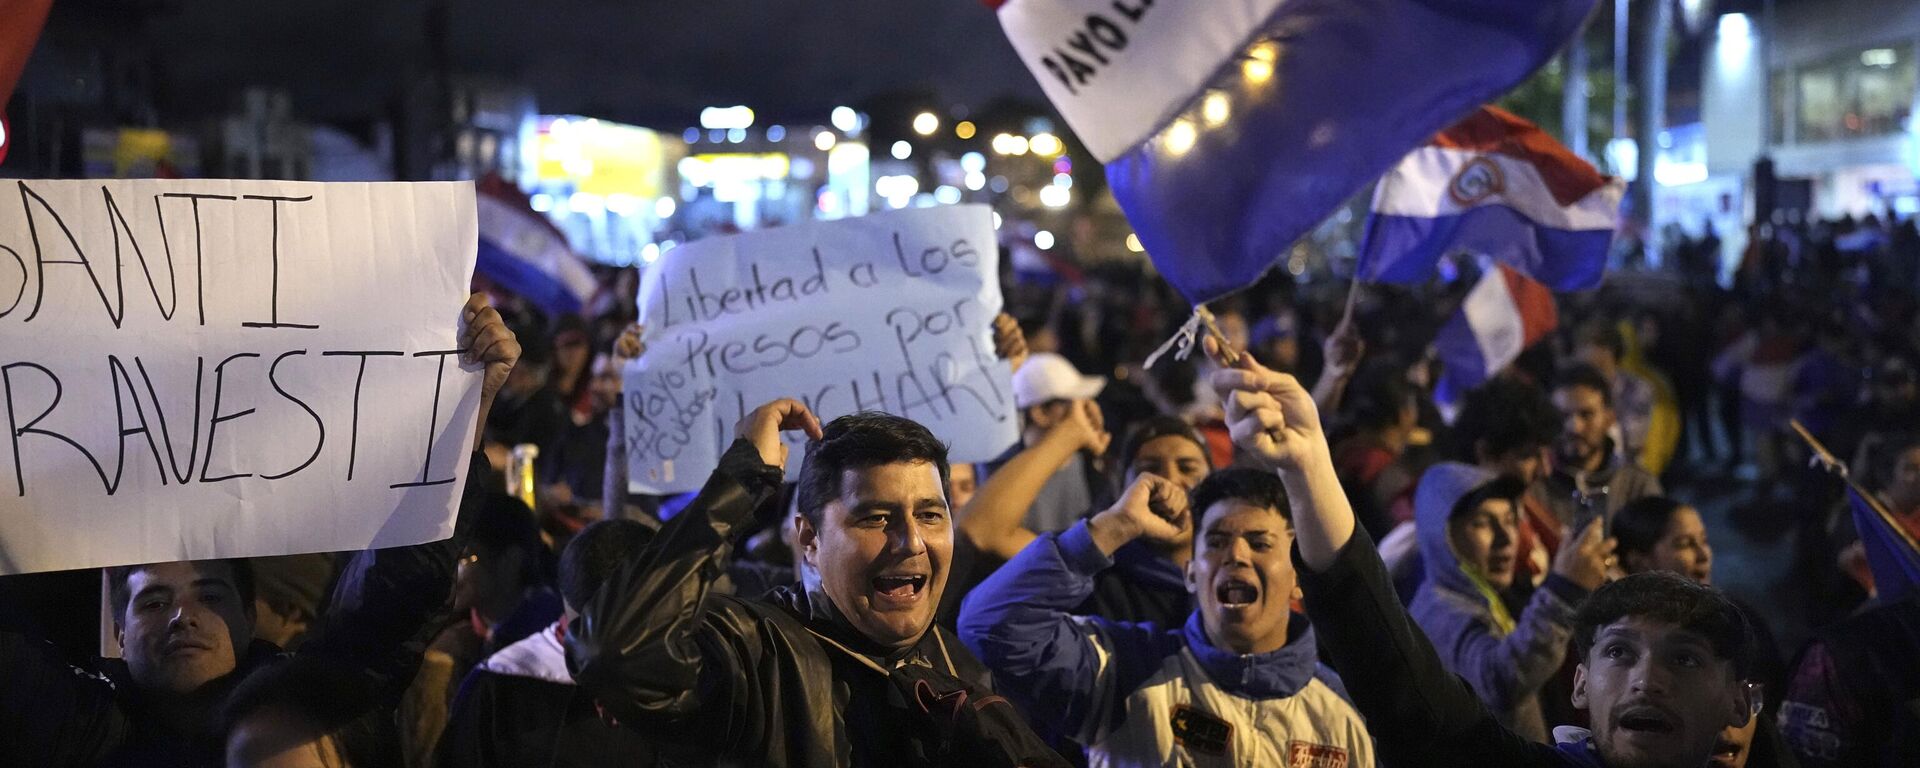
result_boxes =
[626,204,1019,494]
[0,180,481,575]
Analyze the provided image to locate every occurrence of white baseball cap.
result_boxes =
[1013,352,1106,409]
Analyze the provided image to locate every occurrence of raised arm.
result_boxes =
[301,296,522,695]
[959,399,1109,560]
[601,323,643,513]
[568,400,818,722]
[958,474,1188,743]
[1310,310,1364,417]
[1209,343,1552,766]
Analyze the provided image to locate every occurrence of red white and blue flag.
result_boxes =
[989,0,1596,303]
[475,175,597,316]
[1359,106,1624,292]
[1433,263,1558,407]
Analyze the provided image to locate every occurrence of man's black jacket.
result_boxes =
[568,439,1066,768]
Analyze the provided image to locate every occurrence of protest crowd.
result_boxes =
[6,2,1920,768]
[4,202,1918,768]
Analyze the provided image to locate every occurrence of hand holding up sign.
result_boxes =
[736,399,826,472]
[993,313,1030,374]
[460,293,521,441]
[1088,474,1191,557]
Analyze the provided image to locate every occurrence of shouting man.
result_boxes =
[568,400,1065,767]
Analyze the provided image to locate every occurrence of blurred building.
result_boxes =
[1703,0,1919,222]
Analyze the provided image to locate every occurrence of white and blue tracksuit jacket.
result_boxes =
[958,521,1375,768]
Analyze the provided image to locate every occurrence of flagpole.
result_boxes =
[1789,419,1920,553]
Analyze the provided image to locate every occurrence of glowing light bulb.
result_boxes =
[1164,120,1198,156]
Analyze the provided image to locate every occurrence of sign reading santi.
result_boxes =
[0,179,481,575]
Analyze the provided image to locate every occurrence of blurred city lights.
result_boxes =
[699,105,755,130]
[682,127,701,143]
[814,130,837,151]
[990,175,1010,193]
[1202,92,1231,127]
[568,192,603,213]
[992,133,1030,155]
[960,151,987,173]
[1126,233,1144,252]
[831,106,860,133]
[891,140,913,160]
[1034,230,1055,250]
[654,196,677,219]
[992,211,1004,229]
[1164,120,1198,156]
[1053,157,1072,174]
[726,127,746,143]
[1039,185,1070,208]
[1243,58,1274,84]
[934,185,962,205]
[766,125,787,142]
[955,121,977,140]
[913,112,940,136]
[641,243,661,264]
[1052,173,1073,189]
[1029,133,1063,156]
[530,193,554,212]
[965,171,986,191]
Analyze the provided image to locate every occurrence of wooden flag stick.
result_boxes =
[1789,419,1920,553]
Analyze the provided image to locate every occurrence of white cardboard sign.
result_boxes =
[0,180,481,575]
[625,204,1018,495]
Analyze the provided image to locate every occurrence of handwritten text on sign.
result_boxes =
[626,204,1017,494]
[0,180,480,575]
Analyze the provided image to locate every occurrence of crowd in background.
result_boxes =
[4,207,1920,767]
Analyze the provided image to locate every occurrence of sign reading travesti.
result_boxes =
[0,180,481,575]
[626,204,1016,494]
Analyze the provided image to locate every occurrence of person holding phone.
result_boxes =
[1410,462,1616,743]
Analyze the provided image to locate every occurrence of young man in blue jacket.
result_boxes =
[958,466,1373,766]
[1208,342,1756,768]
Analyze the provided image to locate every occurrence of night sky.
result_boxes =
[133,0,1046,127]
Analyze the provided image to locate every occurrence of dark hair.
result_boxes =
[1553,363,1615,408]
[1451,377,1560,462]
[1449,475,1530,522]
[460,492,550,587]
[559,518,656,611]
[1120,416,1211,472]
[796,412,951,526]
[221,655,401,767]
[108,559,257,625]
[1611,496,1689,560]
[1578,320,1626,360]
[1572,571,1752,679]
[1189,468,1292,554]
[1348,368,1415,432]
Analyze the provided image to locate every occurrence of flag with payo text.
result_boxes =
[988,0,1597,303]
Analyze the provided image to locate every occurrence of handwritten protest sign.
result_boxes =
[626,204,1017,494]
[0,180,480,575]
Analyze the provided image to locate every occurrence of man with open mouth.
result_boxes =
[568,399,1067,768]
[959,467,1373,766]
[1209,345,1759,768]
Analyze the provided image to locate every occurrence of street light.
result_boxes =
[892,141,913,160]
[1030,133,1063,156]
[815,130,837,151]
[913,112,940,136]
[955,121,977,139]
